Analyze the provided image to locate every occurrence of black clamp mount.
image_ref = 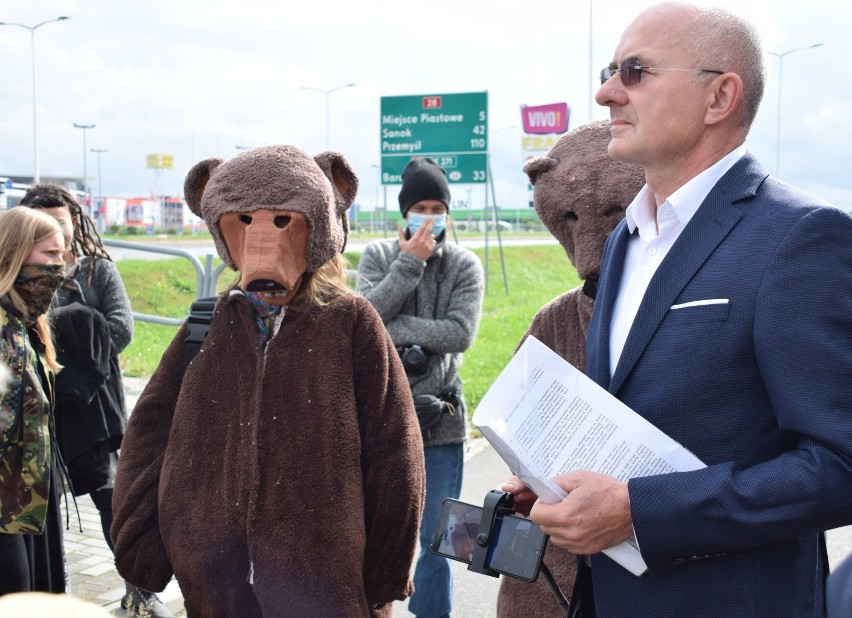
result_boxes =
[467,489,571,617]
[467,489,517,577]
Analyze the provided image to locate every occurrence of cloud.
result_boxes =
[0,0,849,211]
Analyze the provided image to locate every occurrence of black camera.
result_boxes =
[398,344,430,375]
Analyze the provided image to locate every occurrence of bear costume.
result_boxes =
[111,145,425,617]
[496,120,645,616]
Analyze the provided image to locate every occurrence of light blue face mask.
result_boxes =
[407,213,447,237]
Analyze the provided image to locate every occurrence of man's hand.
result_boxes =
[399,218,436,261]
[499,476,539,517]
[529,471,633,554]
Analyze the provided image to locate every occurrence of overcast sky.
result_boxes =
[1,0,848,213]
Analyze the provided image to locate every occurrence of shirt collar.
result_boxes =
[625,146,747,234]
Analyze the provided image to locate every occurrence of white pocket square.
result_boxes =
[670,299,729,310]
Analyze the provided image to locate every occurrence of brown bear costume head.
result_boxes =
[524,120,645,285]
[184,145,358,304]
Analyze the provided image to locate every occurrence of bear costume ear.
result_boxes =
[184,158,224,218]
[314,151,359,217]
[523,155,558,187]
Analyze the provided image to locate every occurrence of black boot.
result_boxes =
[111,582,173,617]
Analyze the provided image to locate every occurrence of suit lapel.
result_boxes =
[589,220,631,391]
[608,154,766,394]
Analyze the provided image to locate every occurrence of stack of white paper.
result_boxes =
[472,336,706,576]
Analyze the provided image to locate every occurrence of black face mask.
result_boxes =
[14,263,65,319]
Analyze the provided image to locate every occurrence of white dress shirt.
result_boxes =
[608,146,746,378]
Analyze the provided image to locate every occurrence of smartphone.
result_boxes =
[430,498,548,581]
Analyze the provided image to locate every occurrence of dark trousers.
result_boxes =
[89,487,115,552]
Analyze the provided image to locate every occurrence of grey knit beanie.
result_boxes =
[398,157,451,216]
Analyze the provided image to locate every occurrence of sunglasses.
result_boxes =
[600,59,724,86]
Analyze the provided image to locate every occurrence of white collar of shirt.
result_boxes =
[624,145,747,237]
[609,146,747,378]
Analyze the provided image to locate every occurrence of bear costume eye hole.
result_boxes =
[239,214,253,225]
[564,211,579,221]
[604,206,622,218]
[274,215,291,229]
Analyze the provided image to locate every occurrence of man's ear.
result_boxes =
[183,158,224,217]
[705,73,743,126]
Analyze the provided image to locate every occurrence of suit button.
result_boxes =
[672,557,685,566]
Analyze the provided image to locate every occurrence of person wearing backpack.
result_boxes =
[111,145,424,617]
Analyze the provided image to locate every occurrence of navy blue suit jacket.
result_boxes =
[585,153,852,617]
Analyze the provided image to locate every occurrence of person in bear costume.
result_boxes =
[110,145,425,617]
[495,120,644,616]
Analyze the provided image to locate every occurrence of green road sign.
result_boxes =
[380,92,488,184]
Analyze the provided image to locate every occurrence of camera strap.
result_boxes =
[432,249,449,316]
[413,247,449,319]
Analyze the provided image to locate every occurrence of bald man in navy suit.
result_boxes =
[502,3,852,616]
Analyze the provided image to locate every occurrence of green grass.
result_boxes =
[115,244,580,411]
[463,245,580,410]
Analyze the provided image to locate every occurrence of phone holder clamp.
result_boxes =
[467,489,516,577]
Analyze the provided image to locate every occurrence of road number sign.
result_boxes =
[380,92,488,184]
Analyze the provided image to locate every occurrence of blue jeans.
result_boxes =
[408,443,464,618]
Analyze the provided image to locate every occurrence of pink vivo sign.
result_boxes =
[521,102,569,134]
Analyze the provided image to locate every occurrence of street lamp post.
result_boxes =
[370,163,379,233]
[299,83,356,149]
[588,0,594,122]
[91,148,107,232]
[0,16,70,183]
[73,123,96,216]
[768,43,823,177]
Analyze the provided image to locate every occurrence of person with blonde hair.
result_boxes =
[20,184,152,615]
[0,207,67,595]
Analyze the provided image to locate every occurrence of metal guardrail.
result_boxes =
[104,238,360,326]
[104,239,229,326]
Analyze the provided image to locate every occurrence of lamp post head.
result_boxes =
[299,83,356,95]
[0,16,71,29]
[768,43,825,59]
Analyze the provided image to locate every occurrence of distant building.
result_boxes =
[0,175,205,234]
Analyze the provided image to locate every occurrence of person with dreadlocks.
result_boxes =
[19,186,165,616]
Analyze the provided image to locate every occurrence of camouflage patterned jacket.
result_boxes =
[0,300,54,535]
